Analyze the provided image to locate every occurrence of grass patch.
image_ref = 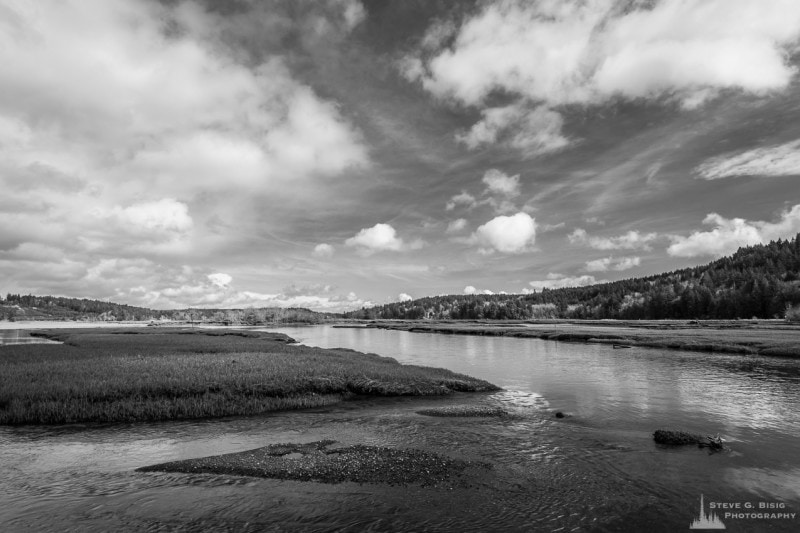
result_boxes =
[0,328,499,425]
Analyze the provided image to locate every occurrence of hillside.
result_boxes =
[345,234,800,321]
[0,294,337,324]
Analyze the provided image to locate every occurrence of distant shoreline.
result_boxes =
[359,319,800,358]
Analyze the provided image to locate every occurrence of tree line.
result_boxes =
[0,294,335,324]
[345,234,800,321]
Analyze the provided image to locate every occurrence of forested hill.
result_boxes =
[0,294,336,324]
[1,294,156,321]
[346,234,800,321]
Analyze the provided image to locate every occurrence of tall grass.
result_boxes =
[0,329,498,425]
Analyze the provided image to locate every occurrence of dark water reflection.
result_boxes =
[1,325,799,531]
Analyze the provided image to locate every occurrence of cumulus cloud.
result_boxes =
[0,0,368,273]
[569,228,657,250]
[207,273,232,288]
[696,139,800,180]
[463,285,477,295]
[312,243,335,258]
[397,292,413,302]
[456,104,568,157]
[446,191,478,211]
[471,212,536,254]
[87,199,194,254]
[345,223,403,252]
[446,218,468,233]
[404,0,800,153]
[408,0,800,106]
[82,262,371,312]
[481,169,521,197]
[528,273,601,291]
[667,205,800,258]
[446,168,526,216]
[345,223,423,255]
[584,256,641,272]
[0,2,366,184]
[107,199,193,236]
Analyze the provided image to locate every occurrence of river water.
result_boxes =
[1,325,799,532]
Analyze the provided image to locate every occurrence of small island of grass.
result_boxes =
[0,328,499,425]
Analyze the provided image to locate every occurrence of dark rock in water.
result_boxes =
[555,411,566,418]
[653,429,703,444]
[699,435,725,451]
[653,429,725,450]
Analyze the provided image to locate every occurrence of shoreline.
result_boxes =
[362,319,800,358]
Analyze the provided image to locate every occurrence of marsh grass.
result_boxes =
[0,328,498,425]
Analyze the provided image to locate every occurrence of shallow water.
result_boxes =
[0,329,62,345]
[1,325,799,532]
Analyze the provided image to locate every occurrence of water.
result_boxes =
[2,325,800,531]
[0,329,62,345]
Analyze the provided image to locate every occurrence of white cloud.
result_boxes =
[345,223,422,255]
[584,256,641,272]
[341,0,367,31]
[97,264,372,312]
[569,228,657,251]
[463,285,477,295]
[541,222,565,232]
[696,139,800,180]
[404,0,800,152]
[397,292,413,302]
[446,191,477,211]
[207,273,232,288]
[456,104,568,156]
[408,0,800,107]
[88,199,194,254]
[0,0,368,270]
[528,273,600,291]
[667,206,800,258]
[312,243,335,258]
[481,169,520,197]
[346,223,402,252]
[472,212,536,254]
[446,218,468,233]
[110,199,193,236]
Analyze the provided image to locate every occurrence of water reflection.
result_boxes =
[271,326,800,436]
[0,330,61,345]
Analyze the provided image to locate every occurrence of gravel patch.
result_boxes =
[415,405,508,418]
[137,440,489,486]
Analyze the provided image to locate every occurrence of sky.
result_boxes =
[3,0,800,312]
